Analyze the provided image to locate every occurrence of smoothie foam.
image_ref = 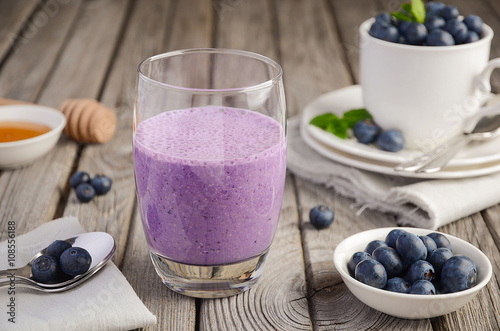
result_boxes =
[134,107,286,266]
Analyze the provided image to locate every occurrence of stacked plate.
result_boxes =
[300,85,500,178]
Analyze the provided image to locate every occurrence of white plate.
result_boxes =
[300,118,500,178]
[302,85,500,167]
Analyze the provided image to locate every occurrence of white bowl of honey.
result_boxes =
[0,105,66,168]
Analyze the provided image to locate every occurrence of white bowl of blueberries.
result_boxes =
[333,227,492,319]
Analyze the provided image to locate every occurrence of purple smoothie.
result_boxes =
[133,106,286,266]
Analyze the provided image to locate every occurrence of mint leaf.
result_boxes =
[401,3,413,14]
[310,113,337,129]
[411,0,426,23]
[325,117,348,139]
[391,11,414,22]
[342,108,373,128]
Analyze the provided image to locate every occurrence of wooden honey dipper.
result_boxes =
[0,97,117,143]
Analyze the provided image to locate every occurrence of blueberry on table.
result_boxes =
[463,15,483,35]
[427,247,453,278]
[405,22,428,45]
[406,260,435,284]
[372,246,403,278]
[60,247,92,277]
[439,5,460,21]
[385,229,407,249]
[348,251,372,276]
[355,259,387,289]
[396,232,427,264]
[364,240,388,255]
[445,18,468,44]
[419,235,437,257]
[409,280,436,295]
[90,174,112,195]
[426,29,455,46]
[32,255,59,283]
[427,232,452,251]
[376,130,405,152]
[353,120,380,144]
[309,205,334,229]
[69,171,91,188]
[46,240,72,259]
[385,277,410,293]
[75,183,96,203]
[441,255,477,293]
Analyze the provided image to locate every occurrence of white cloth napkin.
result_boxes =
[287,117,500,229]
[0,217,156,331]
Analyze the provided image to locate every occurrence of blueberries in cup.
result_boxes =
[347,230,479,295]
[368,1,485,46]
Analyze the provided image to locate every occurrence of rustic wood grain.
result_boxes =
[0,0,40,63]
[275,0,352,117]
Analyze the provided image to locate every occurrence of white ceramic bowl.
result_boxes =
[0,105,66,168]
[333,227,492,319]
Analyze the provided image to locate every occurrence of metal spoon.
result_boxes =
[0,232,115,291]
[395,101,500,173]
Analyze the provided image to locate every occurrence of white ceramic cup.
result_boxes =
[360,18,500,150]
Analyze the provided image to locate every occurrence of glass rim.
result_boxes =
[137,48,283,93]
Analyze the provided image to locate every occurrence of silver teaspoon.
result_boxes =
[0,232,115,289]
[395,101,500,173]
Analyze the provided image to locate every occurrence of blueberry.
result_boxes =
[426,29,455,46]
[425,2,446,16]
[419,235,437,257]
[60,247,92,277]
[372,246,403,278]
[46,240,72,259]
[385,229,407,249]
[427,247,453,278]
[369,22,400,43]
[406,260,435,284]
[75,183,96,203]
[348,251,372,276]
[397,20,412,38]
[365,240,388,255]
[353,120,381,144]
[385,277,410,293]
[396,232,427,264]
[90,174,112,195]
[355,259,387,289]
[463,15,483,35]
[439,5,460,21]
[424,15,446,32]
[69,171,90,188]
[464,31,479,44]
[427,232,452,251]
[445,18,468,44]
[31,255,59,283]
[377,130,405,152]
[309,205,334,229]
[375,13,393,26]
[441,255,477,293]
[405,22,428,45]
[409,280,436,295]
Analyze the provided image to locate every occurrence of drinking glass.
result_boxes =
[133,49,287,298]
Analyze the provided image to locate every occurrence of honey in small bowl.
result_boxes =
[0,121,52,143]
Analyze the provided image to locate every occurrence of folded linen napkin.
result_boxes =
[287,117,500,229]
[0,217,156,331]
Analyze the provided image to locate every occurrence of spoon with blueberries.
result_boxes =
[0,232,115,292]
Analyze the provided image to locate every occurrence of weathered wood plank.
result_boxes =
[0,0,82,102]
[0,0,40,63]
[275,0,352,117]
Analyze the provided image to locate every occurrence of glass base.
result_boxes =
[150,249,269,298]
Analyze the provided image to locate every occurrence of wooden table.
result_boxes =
[2,0,500,330]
